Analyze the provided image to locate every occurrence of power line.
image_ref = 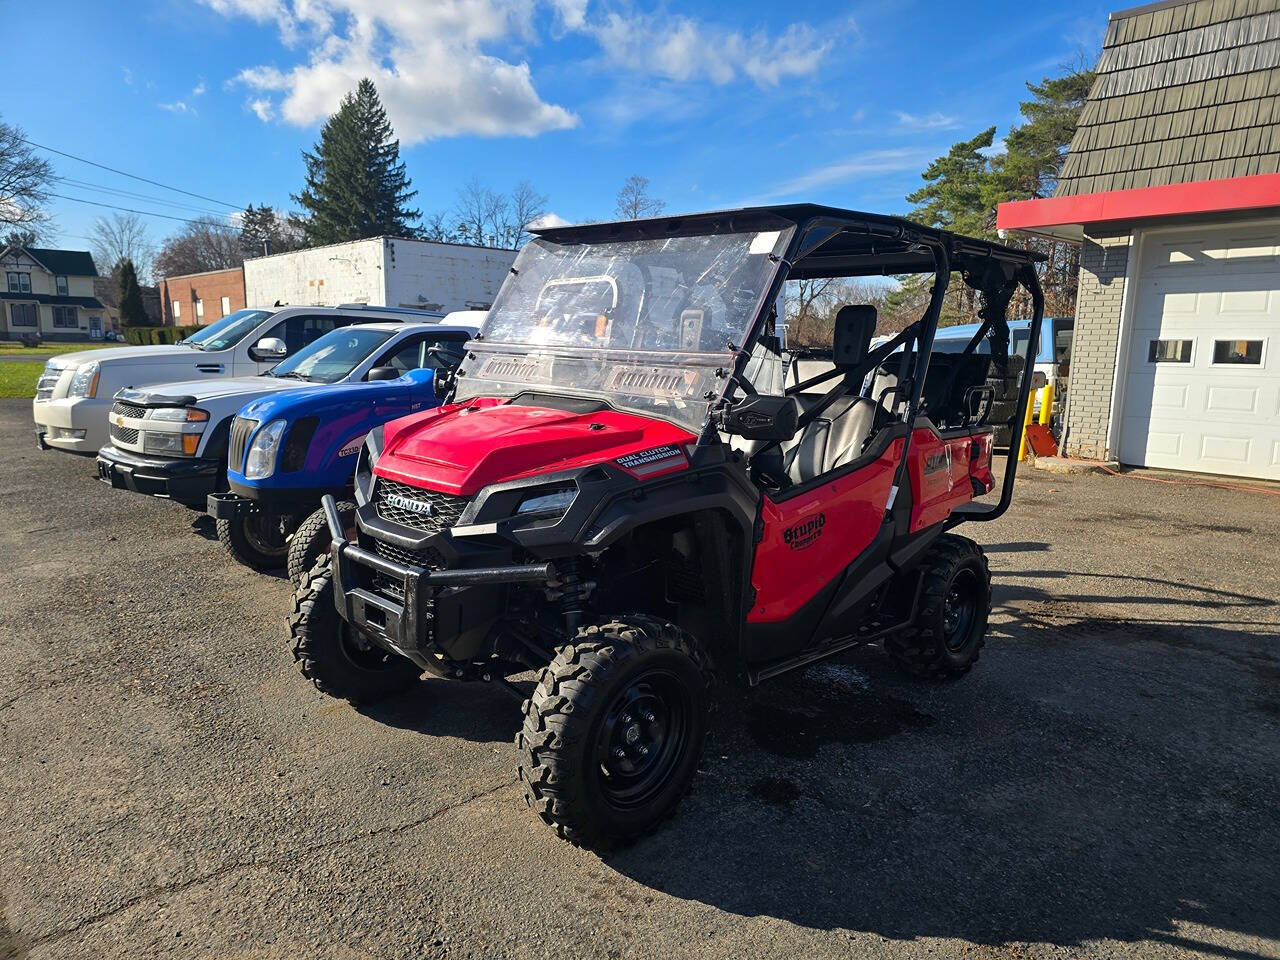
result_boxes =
[47,192,229,226]
[52,176,230,218]
[21,137,244,210]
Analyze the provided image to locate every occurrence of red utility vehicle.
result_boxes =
[290,205,1044,847]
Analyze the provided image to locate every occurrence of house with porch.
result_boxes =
[0,245,109,341]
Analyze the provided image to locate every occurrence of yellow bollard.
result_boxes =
[1018,386,1038,461]
[1038,382,1055,428]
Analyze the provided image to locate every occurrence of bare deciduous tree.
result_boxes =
[153,216,242,278]
[506,180,548,247]
[429,179,549,248]
[784,278,897,348]
[0,118,52,234]
[89,213,155,282]
[614,175,665,220]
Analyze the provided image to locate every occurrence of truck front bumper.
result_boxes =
[33,397,108,454]
[97,445,223,509]
[321,496,556,670]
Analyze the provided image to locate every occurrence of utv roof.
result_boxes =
[530,204,1044,279]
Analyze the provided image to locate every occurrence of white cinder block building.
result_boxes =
[244,237,516,313]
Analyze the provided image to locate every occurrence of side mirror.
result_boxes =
[366,366,402,382]
[720,394,799,442]
[253,337,288,359]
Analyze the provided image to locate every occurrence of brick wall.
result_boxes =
[1062,228,1132,460]
[158,267,246,325]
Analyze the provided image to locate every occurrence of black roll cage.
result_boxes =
[529,203,1045,522]
[713,206,1044,524]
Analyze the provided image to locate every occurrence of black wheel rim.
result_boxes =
[594,668,693,811]
[337,622,402,673]
[943,568,979,652]
[243,512,288,558]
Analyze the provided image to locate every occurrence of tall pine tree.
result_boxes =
[117,259,150,326]
[293,79,420,245]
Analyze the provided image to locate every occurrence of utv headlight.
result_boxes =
[245,419,287,480]
[66,361,100,399]
[514,485,576,518]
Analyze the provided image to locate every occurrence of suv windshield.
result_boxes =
[455,227,793,431]
[267,326,394,383]
[184,309,273,351]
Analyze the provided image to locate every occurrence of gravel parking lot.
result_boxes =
[2,397,1277,960]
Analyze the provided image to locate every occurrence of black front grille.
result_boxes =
[229,416,258,472]
[111,400,147,419]
[374,478,469,534]
[373,538,447,571]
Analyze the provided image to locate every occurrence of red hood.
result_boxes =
[375,398,697,495]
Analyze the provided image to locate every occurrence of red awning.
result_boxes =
[996,172,1280,241]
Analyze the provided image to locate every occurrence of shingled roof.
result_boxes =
[1055,0,1280,197]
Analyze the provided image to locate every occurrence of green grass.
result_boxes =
[0,362,40,398]
[0,341,115,357]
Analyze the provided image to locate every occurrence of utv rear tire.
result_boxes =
[288,554,422,702]
[287,500,356,586]
[217,509,290,573]
[517,616,714,849]
[886,534,990,680]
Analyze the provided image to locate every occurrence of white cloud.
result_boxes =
[159,100,196,115]
[527,212,570,229]
[894,111,960,132]
[248,98,274,122]
[122,67,134,86]
[589,12,846,87]
[208,0,841,142]
[761,148,933,199]
[192,80,208,97]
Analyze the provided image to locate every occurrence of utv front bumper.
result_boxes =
[320,496,557,669]
[96,445,223,509]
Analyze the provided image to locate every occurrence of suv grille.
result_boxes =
[229,416,258,472]
[36,370,62,401]
[374,478,469,534]
[110,423,140,446]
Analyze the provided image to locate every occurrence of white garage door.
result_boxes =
[1119,223,1280,480]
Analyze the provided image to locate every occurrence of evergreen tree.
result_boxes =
[117,258,150,326]
[906,126,999,240]
[293,79,420,245]
[239,203,303,258]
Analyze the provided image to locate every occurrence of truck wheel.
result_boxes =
[886,534,990,680]
[287,500,356,586]
[517,616,714,849]
[288,555,422,702]
[217,509,290,573]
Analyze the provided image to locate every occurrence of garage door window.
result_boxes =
[1148,339,1193,363]
[1211,339,1263,365]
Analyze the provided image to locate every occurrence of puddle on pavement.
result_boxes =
[746,690,936,760]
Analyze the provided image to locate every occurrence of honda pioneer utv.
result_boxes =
[289,204,1044,848]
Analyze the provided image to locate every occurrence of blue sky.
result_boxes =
[7,0,1111,253]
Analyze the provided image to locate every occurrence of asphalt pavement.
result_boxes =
[1,397,1277,960]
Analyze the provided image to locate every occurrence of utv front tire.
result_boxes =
[287,500,356,585]
[288,555,422,702]
[517,616,714,849]
[217,509,290,573]
[886,534,990,680]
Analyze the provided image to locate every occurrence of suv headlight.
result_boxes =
[245,419,287,480]
[514,485,576,518]
[66,361,100,399]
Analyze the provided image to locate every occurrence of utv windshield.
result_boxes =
[455,227,793,431]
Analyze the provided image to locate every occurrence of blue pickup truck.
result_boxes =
[205,311,483,577]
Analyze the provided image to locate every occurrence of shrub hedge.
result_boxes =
[122,325,204,346]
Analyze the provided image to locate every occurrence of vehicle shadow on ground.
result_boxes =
[604,569,1280,954]
[356,674,528,745]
